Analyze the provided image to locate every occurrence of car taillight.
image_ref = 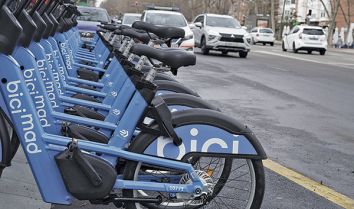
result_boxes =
[299,33,303,39]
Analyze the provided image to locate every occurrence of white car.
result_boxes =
[77,6,110,41]
[141,7,194,52]
[191,14,251,58]
[121,13,141,27]
[250,27,275,46]
[282,25,327,55]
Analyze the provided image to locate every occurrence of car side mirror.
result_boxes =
[242,26,247,30]
[284,33,288,36]
[189,23,196,29]
[195,22,202,28]
[117,20,122,24]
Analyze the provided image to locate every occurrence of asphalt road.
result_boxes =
[53,46,354,209]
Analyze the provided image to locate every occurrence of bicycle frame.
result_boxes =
[0,3,266,206]
[0,54,206,205]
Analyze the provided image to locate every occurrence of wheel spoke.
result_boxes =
[130,157,259,209]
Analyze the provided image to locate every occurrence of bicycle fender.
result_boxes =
[132,108,267,160]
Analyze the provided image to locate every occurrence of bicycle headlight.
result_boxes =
[80,32,94,38]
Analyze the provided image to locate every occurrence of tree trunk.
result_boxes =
[279,0,287,39]
[328,0,341,46]
[254,0,259,14]
[339,2,350,42]
[345,0,351,44]
[271,0,275,33]
[319,0,331,18]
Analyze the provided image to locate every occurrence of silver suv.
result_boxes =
[191,14,251,58]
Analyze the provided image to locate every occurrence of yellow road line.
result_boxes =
[263,159,354,209]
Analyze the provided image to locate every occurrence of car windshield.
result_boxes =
[303,28,324,35]
[145,13,187,27]
[206,16,241,28]
[260,28,273,33]
[123,15,141,25]
[77,7,109,23]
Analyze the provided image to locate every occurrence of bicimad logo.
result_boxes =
[6,80,42,154]
[119,129,129,138]
[112,109,120,115]
[111,91,118,97]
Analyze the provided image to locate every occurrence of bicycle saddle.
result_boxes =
[130,44,196,69]
[132,21,185,39]
[117,29,150,44]
[32,11,47,42]
[0,6,22,55]
[17,10,37,48]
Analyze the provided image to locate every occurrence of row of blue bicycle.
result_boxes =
[0,0,267,208]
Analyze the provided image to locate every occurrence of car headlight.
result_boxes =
[243,34,252,44]
[207,29,220,40]
[184,34,194,40]
[246,38,252,44]
[208,35,219,41]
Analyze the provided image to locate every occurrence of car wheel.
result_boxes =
[239,51,248,58]
[201,37,209,55]
[270,42,274,46]
[222,50,228,55]
[282,41,287,51]
[307,50,312,54]
[293,42,298,53]
[263,43,266,46]
[320,50,326,55]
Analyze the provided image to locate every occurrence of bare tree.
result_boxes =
[271,0,275,32]
[338,0,352,43]
[328,0,341,46]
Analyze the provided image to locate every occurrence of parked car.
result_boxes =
[77,6,110,40]
[250,27,275,46]
[282,25,327,55]
[122,13,141,26]
[190,14,251,58]
[141,7,194,52]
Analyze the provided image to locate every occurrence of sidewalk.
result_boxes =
[0,148,51,209]
[328,47,354,54]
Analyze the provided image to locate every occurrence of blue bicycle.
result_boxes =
[0,1,267,209]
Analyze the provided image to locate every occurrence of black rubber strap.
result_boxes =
[151,97,182,146]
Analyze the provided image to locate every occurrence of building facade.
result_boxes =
[335,0,354,28]
[278,0,331,26]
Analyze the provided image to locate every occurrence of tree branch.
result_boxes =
[319,0,331,18]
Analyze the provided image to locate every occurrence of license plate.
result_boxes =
[225,42,235,46]
[309,37,318,40]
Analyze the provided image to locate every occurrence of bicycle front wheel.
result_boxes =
[123,155,265,209]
